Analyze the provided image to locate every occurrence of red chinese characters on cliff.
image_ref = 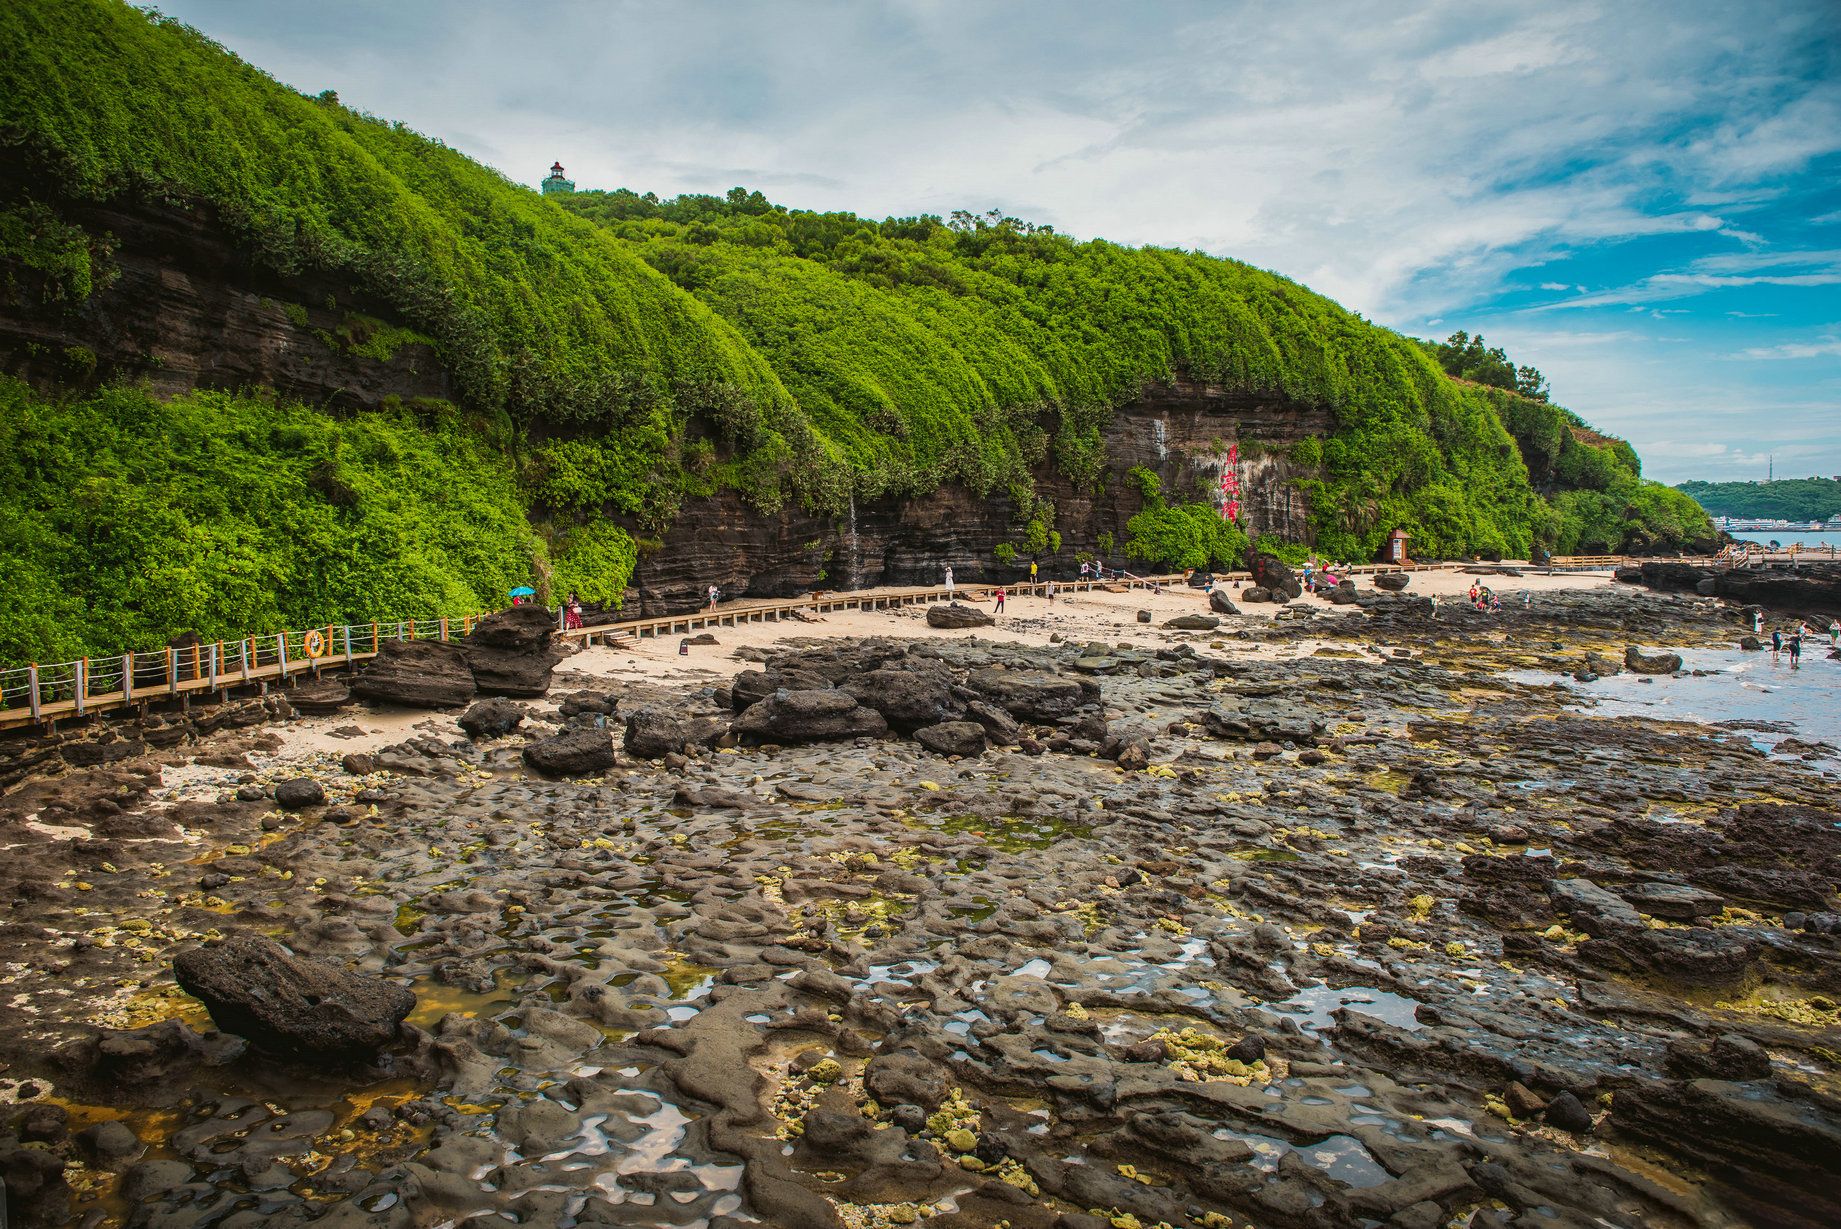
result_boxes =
[1220,443,1240,522]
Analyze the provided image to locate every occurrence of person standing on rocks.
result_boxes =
[944,565,955,601]
[993,585,1006,614]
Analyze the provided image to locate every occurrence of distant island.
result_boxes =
[1677,477,1841,524]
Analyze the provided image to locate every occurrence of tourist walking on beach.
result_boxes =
[707,584,720,610]
[993,585,1006,614]
[944,565,955,601]
[1080,561,1091,584]
[1789,633,1803,666]
[1829,618,1839,648]
[1045,580,1057,604]
[564,592,584,630]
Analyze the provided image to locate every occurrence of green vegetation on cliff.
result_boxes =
[1676,478,1841,523]
[0,378,638,665]
[0,0,1715,663]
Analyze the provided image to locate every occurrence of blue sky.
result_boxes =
[154,0,1841,482]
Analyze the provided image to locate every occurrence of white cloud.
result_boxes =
[1738,334,1841,360]
[142,0,1841,481]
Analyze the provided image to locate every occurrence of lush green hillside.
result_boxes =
[0,0,1714,663]
[0,378,616,665]
[1677,478,1841,522]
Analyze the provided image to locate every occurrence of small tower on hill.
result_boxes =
[541,161,575,196]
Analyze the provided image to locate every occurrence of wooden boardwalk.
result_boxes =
[0,572,1212,733]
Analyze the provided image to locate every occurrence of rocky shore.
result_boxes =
[1,583,1837,1229]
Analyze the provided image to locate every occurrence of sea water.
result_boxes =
[1544,647,1841,764]
[1728,530,1841,551]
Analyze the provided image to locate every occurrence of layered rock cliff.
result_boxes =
[627,379,1326,612]
[0,193,448,410]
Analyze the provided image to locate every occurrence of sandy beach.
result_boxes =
[557,564,1614,689]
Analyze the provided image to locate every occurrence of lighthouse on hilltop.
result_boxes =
[541,161,575,196]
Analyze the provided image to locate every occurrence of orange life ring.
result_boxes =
[302,629,327,659]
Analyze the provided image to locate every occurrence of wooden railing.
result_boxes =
[2,562,1464,734]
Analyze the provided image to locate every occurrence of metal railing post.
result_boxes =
[123,654,134,703]
[75,658,87,716]
[343,625,354,663]
[208,644,218,692]
[27,665,40,721]
[167,648,178,697]
[276,633,289,680]
[240,639,251,680]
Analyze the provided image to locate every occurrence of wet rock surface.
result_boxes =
[0,585,1837,1229]
[172,936,415,1059]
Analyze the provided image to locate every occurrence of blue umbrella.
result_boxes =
[508,586,536,598]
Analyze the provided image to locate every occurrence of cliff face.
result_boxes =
[626,378,1328,612]
[0,195,448,409]
[1,197,1331,618]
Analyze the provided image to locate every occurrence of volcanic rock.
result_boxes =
[172,936,414,1059]
[1251,552,1304,600]
[624,706,727,759]
[843,667,964,732]
[966,668,1087,722]
[927,602,995,629]
[351,638,476,709]
[733,689,888,744]
[914,720,988,758]
[522,726,616,776]
[1209,590,1242,615]
[1624,645,1683,675]
[458,603,561,697]
[1375,572,1411,592]
[458,698,524,739]
[1162,614,1220,630]
[273,778,325,810]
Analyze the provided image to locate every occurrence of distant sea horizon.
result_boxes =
[1727,529,1841,550]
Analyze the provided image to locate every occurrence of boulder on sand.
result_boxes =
[1325,579,1359,605]
[1209,589,1242,615]
[1374,572,1411,592]
[1163,614,1220,631]
[1251,552,1304,600]
[459,698,524,739]
[1240,586,1272,603]
[459,603,561,697]
[351,638,476,709]
[927,602,995,629]
[173,936,414,1059]
[288,678,352,715]
[1624,645,1684,675]
[733,689,888,744]
[523,726,616,776]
